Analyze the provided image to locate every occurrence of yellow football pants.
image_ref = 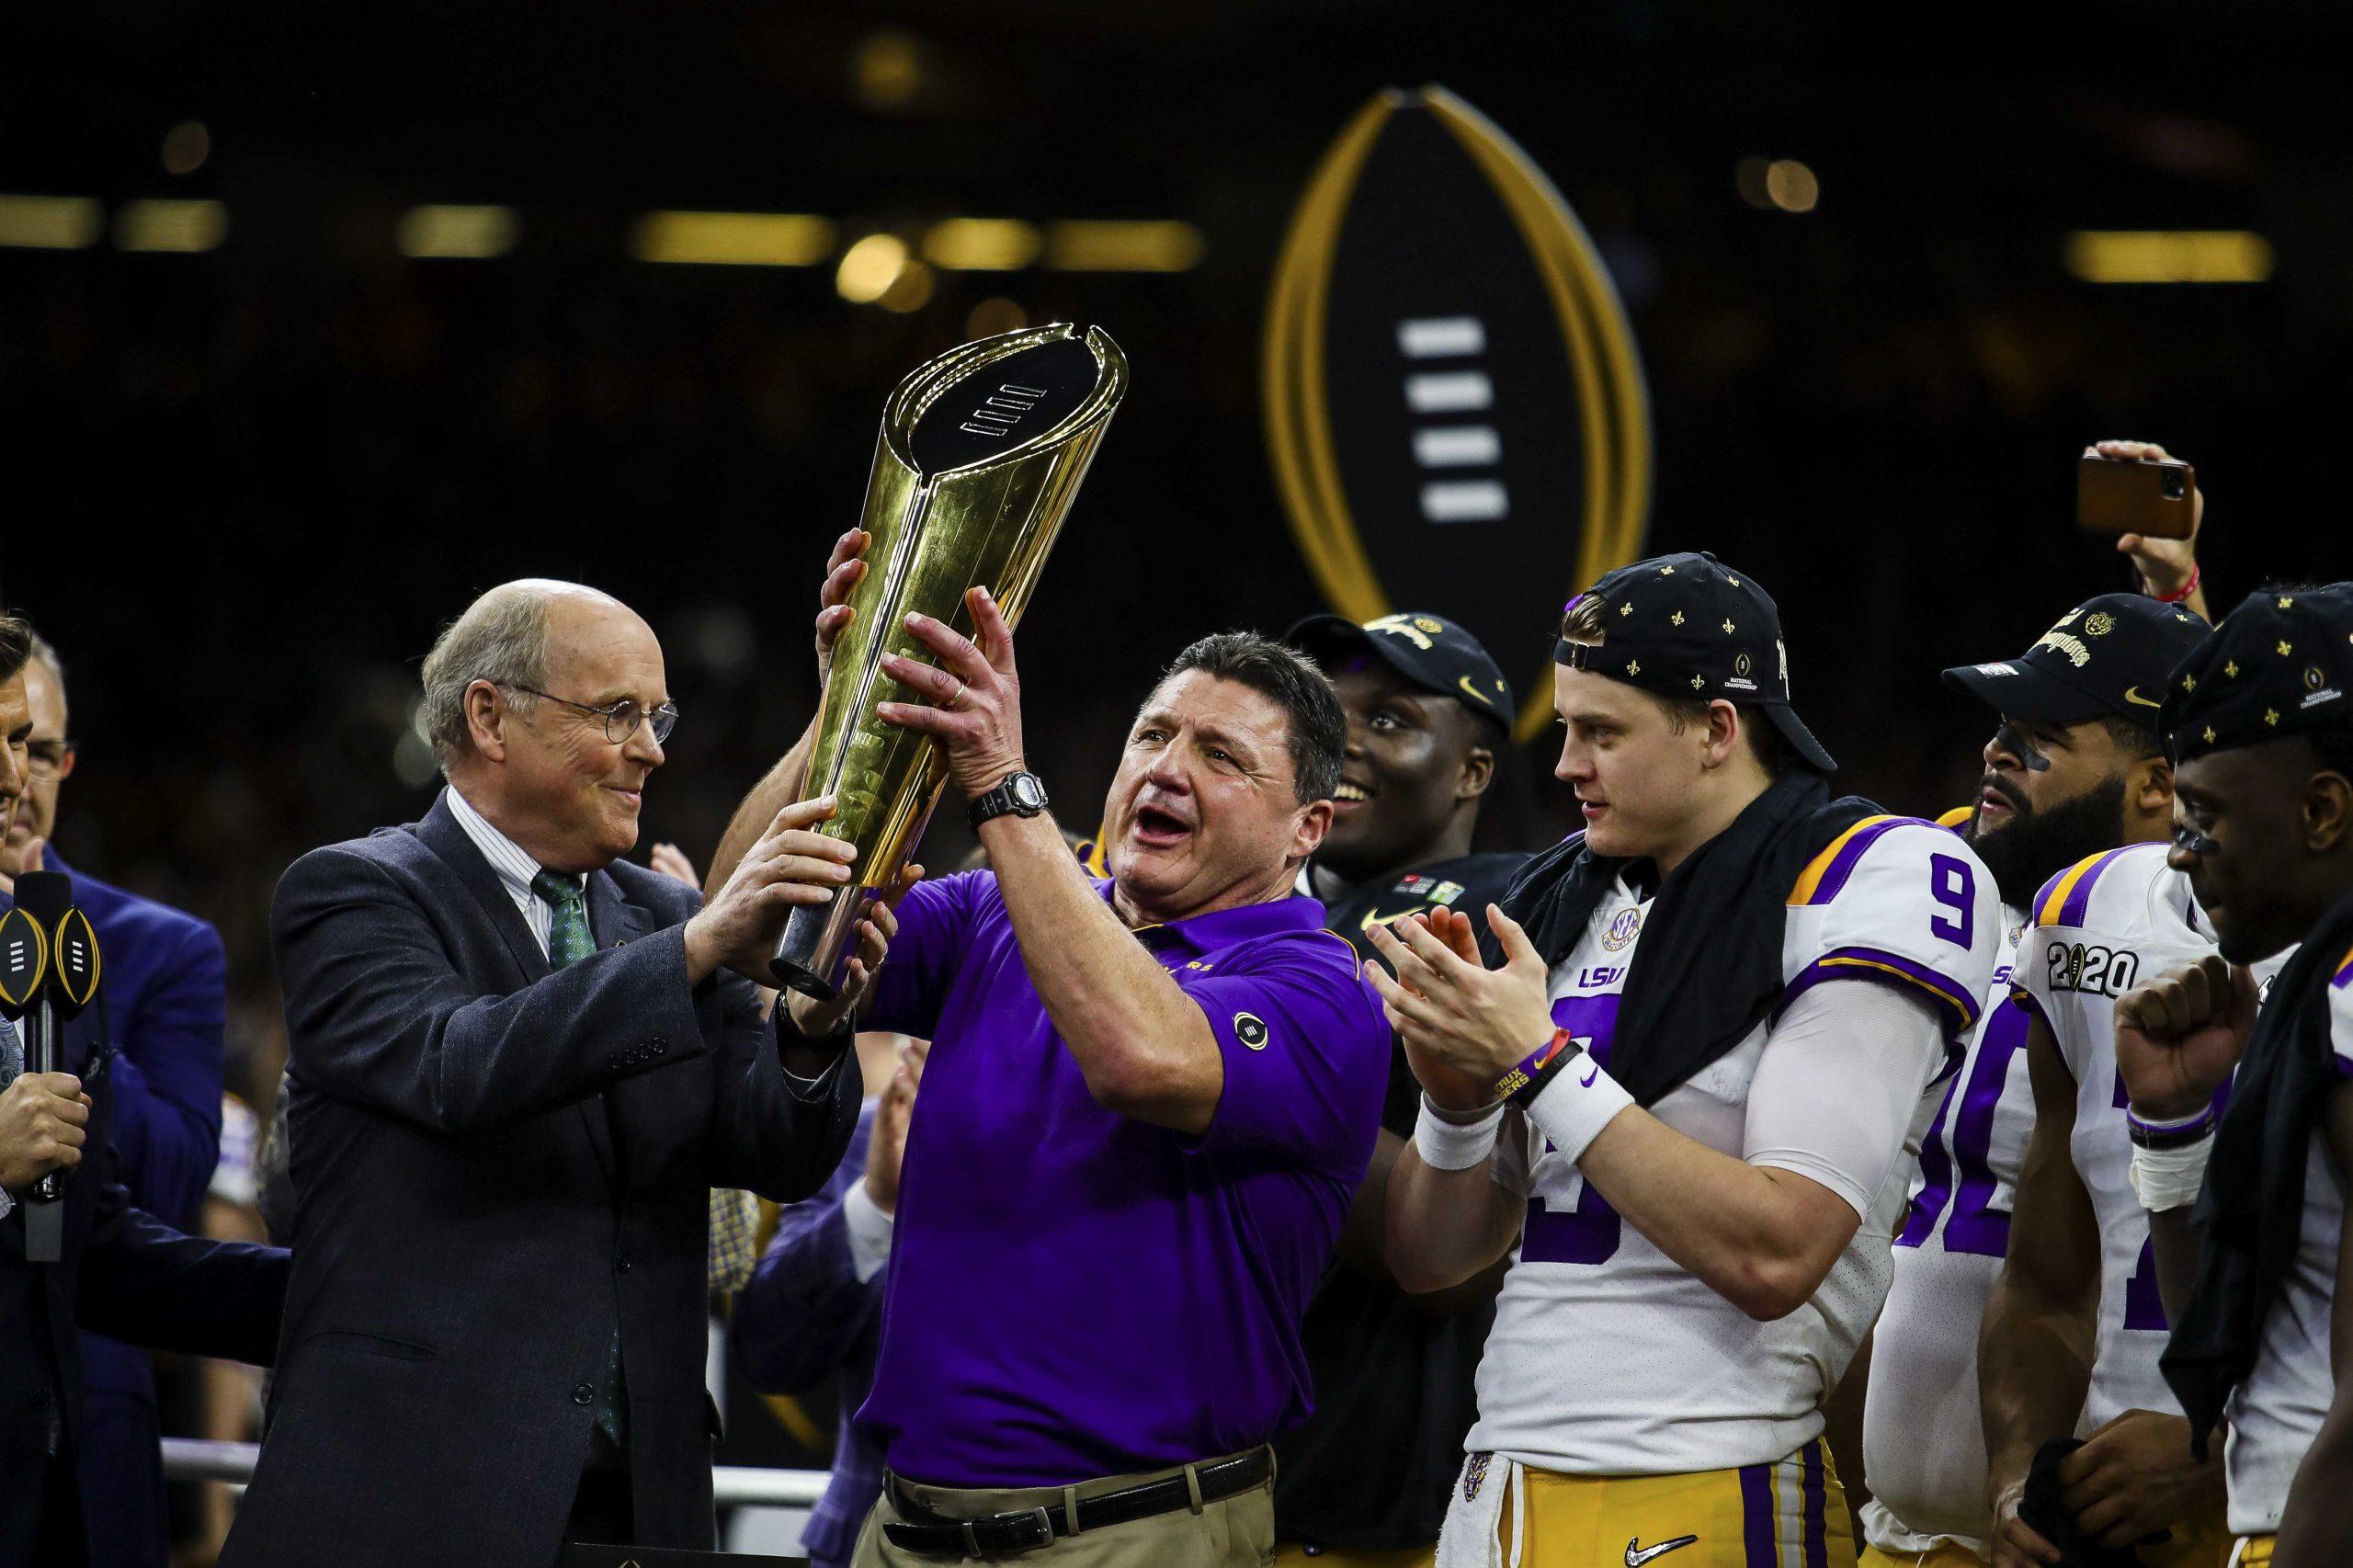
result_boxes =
[1489,1439,1853,1567]
[2227,1537,2272,1568]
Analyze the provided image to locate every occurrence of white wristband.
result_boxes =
[2130,1132,2215,1211]
[1414,1096,1506,1171]
[1524,1056,1636,1167]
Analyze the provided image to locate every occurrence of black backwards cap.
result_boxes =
[2162,585,2353,763]
[1285,610,1515,727]
[1555,551,1836,772]
[1942,593,2211,733]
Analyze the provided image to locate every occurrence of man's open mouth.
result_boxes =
[1131,802,1191,847]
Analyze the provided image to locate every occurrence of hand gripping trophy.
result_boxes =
[771,323,1128,997]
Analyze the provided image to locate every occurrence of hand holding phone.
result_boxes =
[2079,447,2197,540]
[2078,439,2205,616]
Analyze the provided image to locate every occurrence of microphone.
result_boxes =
[12,871,96,1263]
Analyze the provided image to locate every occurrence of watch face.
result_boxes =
[1012,774,1047,811]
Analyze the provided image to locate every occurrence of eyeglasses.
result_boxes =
[24,739,74,781]
[503,686,678,745]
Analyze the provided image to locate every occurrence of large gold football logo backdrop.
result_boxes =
[1265,85,1653,740]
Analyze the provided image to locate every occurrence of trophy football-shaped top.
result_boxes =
[772,323,1129,997]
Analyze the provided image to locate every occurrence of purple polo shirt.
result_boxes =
[853,869,1387,1488]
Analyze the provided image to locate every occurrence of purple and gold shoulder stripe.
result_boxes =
[1786,814,1911,907]
[2033,846,2138,929]
[2334,940,2353,992]
[1782,947,1983,1040]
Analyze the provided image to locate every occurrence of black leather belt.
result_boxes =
[881,1448,1272,1559]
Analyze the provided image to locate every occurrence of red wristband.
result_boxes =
[2151,561,2201,605]
[1493,1026,1580,1108]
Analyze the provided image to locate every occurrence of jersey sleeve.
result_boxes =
[2013,843,2204,1084]
[1781,817,2002,1044]
[860,870,993,1040]
[1178,928,1389,1183]
[2330,941,2353,1076]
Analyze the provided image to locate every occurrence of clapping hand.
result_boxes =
[1364,904,1553,1113]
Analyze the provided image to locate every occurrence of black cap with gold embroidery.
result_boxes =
[1555,551,1836,772]
[1941,592,2210,733]
[1286,610,1515,728]
[2161,585,2353,763]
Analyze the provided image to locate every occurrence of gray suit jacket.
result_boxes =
[222,793,858,1567]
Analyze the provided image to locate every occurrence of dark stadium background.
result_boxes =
[2,5,2347,1476]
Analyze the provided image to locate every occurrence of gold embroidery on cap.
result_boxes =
[2265,709,2280,726]
[1670,610,1685,626]
[1722,619,1735,634]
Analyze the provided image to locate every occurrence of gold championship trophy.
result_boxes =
[771,323,1129,998]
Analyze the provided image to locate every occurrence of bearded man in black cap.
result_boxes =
[2105,583,2353,1568]
[1377,552,2002,1568]
[1271,610,1528,1567]
[1847,592,2216,1568]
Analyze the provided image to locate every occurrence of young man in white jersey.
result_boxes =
[2109,585,2353,1568]
[1849,593,2210,1568]
[1370,552,2003,1568]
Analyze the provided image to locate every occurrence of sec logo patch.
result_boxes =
[1234,1013,1270,1050]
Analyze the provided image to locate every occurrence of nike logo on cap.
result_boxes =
[1457,675,1495,707]
[1626,1536,1699,1567]
[2124,686,2161,709]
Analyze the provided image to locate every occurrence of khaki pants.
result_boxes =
[852,1453,1276,1567]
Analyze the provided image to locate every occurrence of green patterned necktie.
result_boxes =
[530,869,626,1449]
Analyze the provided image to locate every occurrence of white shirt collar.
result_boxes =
[443,784,551,915]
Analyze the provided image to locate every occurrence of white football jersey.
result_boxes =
[2015,844,2294,1432]
[2220,937,2353,1536]
[1470,815,2002,1475]
[1859,903,2033,1556]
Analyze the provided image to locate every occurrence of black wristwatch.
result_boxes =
[969,769,1050,830]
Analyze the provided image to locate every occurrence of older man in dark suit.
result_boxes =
[222,578,872,1568]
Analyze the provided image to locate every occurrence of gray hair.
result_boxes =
[25,630,62,687]
[420,586,553,770]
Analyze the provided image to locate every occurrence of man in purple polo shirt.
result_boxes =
[732,585,1387,1565]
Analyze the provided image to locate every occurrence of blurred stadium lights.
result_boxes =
[115,199,228,252]
[0,195,103,249]
[160,120,211,176]
[631,210,836,266]
[923,217,1042,271]
[396,204,519,259]
[1764,159,1818,212]
[836,232,911,301]
[1042,220,1203,271]
[2063,230,2274,283]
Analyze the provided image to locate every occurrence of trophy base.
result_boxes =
[770,884,872,1001]
[767,952,837,1002]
